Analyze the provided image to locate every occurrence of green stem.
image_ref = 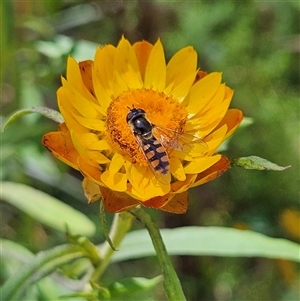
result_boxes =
[129,207,187,301]
[92,211,134,281]
[1,244,85,301]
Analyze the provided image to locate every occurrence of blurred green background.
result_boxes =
[1,1,299,300]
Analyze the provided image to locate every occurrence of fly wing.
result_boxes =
[152,125,208,155]
[135,134,171,185]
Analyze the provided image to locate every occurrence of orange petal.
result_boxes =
[191,155,230,187]
[77,156,103,185]
[100,186,138,213]
[42,128,79,170]
[215,109,244,139]
[133,40,153,82]
[171,174,197,194]
[142,194,173,209]
[194,70,208,83]
[66,57,97,105]
[160,191,189,214]
[79,60,95,97]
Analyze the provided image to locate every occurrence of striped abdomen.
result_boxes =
[142,137,169,175]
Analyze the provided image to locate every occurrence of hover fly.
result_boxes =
[126,107,207,184]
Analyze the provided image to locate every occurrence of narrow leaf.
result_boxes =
[1,182,96,236]
[231,156,290,171]
[0,244,85,301]
[111,227,300,262]
[100,201,117,251]
[3,107,63,131]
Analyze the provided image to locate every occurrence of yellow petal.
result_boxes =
[93,45,116,91]
[186,72,222,115]
[169,157,186,181]
[109,153,126,173]
[112,69,128,97]
[89,151,110,164]
[75,133,111,151]
[115,37,141,79]
[71,131,100,167]
[203,124,228,156]
[57,87,87,133]
[61,78,101,118]
[126,163,152,198]
[92,77,113,112]
[167,71,198,103]
[72,114,106,132]
[166,46,197,89]
[184,155,221,174]
[194,83,226,118]
[127,164,170,201]
[101,170,127,192]
[185,87,232,139]
[119,65,143,90]
[144,39,166,91]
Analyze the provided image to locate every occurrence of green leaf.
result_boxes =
[72,39,98,61]
[1,239,34,261]
[0,243,86,301]
[108,276,162,298]
[1,182,96,236]
[231,156,290,171]
[1,239,34,278]
[1,240,66,301]
[112,227,300,262]
[3,107,64,131]
[239,116,254,128]
[35,35,73,58]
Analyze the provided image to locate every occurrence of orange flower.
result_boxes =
[42,37,243,214]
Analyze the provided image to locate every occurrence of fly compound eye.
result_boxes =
[126,108,146,123]
[126,111,134,123]
[136,108,146,114]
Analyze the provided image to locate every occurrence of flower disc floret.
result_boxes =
[106,88,188,166]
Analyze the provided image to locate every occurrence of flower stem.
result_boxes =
[130,207,187,301]
[92,211,134,281]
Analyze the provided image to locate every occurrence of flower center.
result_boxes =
[105,88,188,166]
